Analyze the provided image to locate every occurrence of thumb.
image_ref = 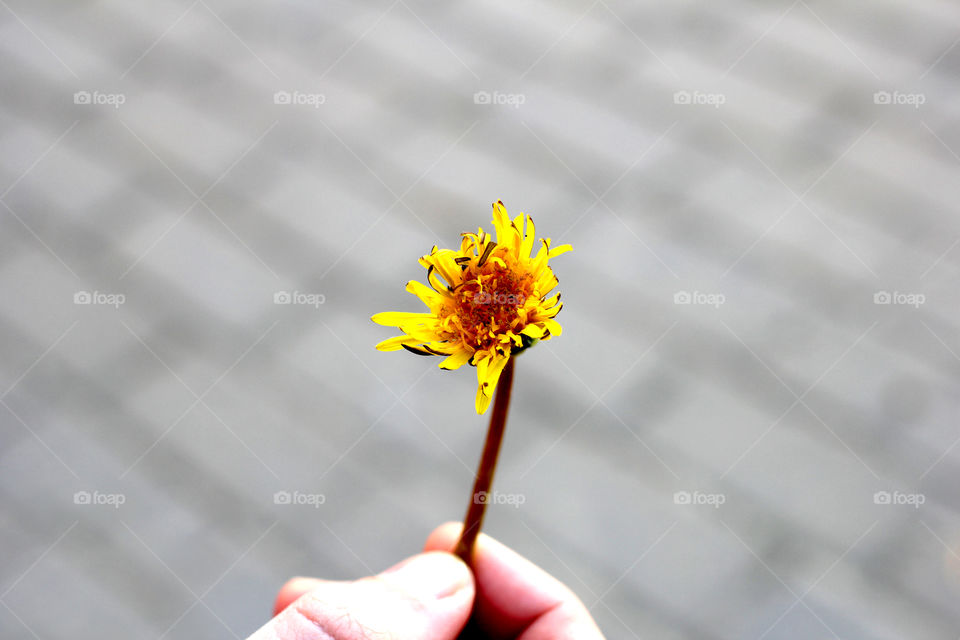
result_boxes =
[248,551,474,640]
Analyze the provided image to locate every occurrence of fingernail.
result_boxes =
[380,552,471,599]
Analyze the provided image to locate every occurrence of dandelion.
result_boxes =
[372,200,571,567]
[371,200,570,414]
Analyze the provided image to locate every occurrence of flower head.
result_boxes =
[372,200,571,414]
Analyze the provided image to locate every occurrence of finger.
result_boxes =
[273,577,326,615]
[271,554,453,615]
[424,522,604,639]
[249,551,474,640]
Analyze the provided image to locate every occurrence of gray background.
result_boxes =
[1,1,959,638]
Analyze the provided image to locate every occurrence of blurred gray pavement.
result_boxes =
[1,1,960,638]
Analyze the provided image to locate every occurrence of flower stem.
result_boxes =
[454,357,516,566]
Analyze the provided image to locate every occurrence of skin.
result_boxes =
[248,522,605,640]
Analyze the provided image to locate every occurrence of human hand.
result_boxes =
[248,521,604,639]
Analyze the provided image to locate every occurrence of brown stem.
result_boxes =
[454,357,516,566]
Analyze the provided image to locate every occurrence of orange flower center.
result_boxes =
[447,260,532,352]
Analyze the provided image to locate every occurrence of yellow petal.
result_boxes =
[520,215,536,259]
[540,318,562,337]
[487,355,510,388]
[431,251,463,289]
[540,293,560,309]
[439,349,473,370]
[477,352,508,388]
[481,354,510,402]
[371,311,434,327]
[536,271,559,295]
[547,242,572,258]
[540,302,563,319]
[508,215,524,254]
[406,280,443,307]
[492,202,521,251]
[375,335,419,351]
[396,325,445,342]
[473,352,492,413]
[492,200,511,238]
[427,264,449,293]
[417,245,440,269]
[475,382,492,414]
[520,324,545,339]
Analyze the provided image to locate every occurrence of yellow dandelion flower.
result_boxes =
[372,200,571,414]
